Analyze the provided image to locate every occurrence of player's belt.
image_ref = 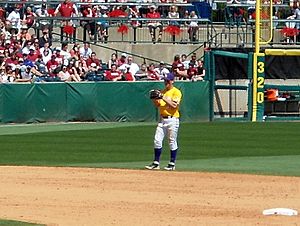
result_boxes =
[161,115,175,119]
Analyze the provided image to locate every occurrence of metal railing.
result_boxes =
[205,19,300,48]
[33,17,212,44]
[31,16,300,48]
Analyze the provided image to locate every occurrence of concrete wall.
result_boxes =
[91,43,205,65]
[48,26,206,65]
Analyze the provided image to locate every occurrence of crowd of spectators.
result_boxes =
[0,36,205,83]
[0,30,205,83]
[0,0,206,83]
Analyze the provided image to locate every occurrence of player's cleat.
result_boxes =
[164,162,175,171]
[145,161,160,170]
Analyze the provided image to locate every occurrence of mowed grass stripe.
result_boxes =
[0,122,300,176]
[0,124,155,165]
[180,122,300,158]
[0,122,154,135]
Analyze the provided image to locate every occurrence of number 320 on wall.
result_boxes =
[257,62,264,104]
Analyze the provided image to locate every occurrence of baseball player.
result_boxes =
[146,72,182,171]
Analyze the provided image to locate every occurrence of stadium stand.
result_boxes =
[0,0,297,83]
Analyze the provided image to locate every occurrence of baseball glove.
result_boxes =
[149,89,163,99]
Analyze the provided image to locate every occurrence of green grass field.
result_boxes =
[0,121,300,176]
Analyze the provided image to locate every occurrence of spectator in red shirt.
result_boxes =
[146,5,163,43]
[54,0,78,18]
[122,65,135,81]
[46,55,59,77]
[0,6,5,22]
[53,48,64,65]
[5,53,18,67]
[172,54,187,79]
[105,63,122,81]
[86,51,101,68]
[54,0,79,27]
[27,46,38,62]
[147,63,160,80]
[187,63,198,80]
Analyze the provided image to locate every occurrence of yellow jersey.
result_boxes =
[159,86,182,118]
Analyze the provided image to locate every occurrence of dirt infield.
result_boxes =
[0,166,299,226]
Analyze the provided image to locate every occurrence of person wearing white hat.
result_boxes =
[29,46,36,51]
[118,55,139,76]
[5,39,11,45]
[124,65,136,81]
[90,62,97,68]
[146,5,163,43]
[27,46,39,62]
[154,61,170,80]
[117,53,128,67]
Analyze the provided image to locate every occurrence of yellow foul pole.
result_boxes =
[252,0,262,122]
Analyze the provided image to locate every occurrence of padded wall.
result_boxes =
[0,81,210,123]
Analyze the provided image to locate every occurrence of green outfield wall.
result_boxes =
[0,81,210,123]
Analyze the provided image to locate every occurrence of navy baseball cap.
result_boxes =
[164,72,175,81]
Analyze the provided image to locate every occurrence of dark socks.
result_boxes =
[170,149,178,163]
[154,148,162,162]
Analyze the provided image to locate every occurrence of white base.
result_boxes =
[263,208,298,216]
